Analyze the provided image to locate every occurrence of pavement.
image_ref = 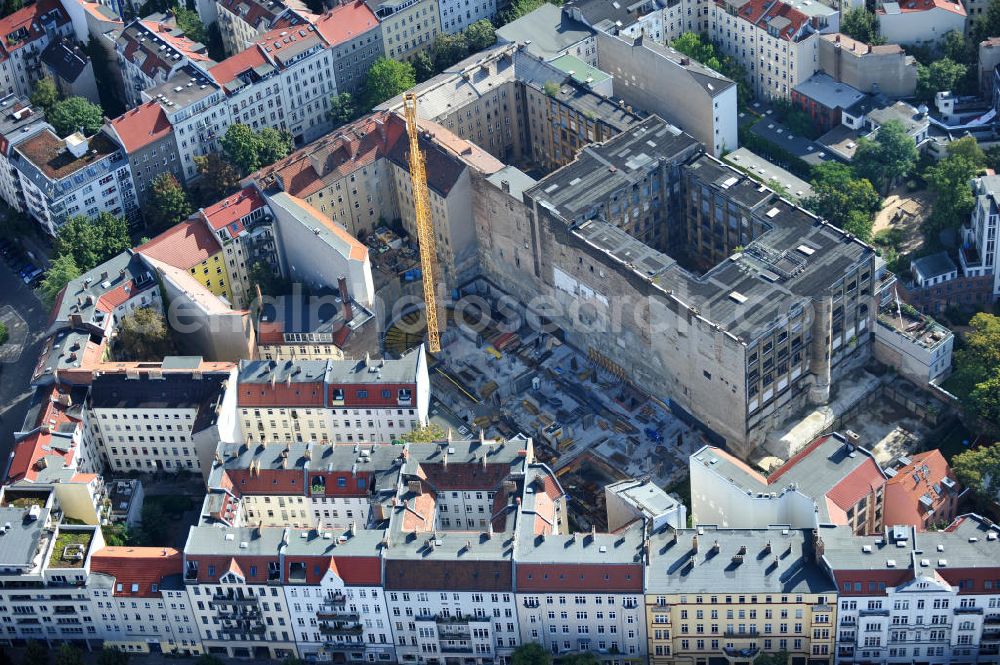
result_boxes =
[0,255,50,477]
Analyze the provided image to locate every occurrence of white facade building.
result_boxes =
[961,174,1000,299]
[437,0,496,33]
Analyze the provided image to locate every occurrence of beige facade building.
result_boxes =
[367,0,441,61]
[819,33,917,98]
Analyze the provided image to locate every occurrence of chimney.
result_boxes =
[500,179,510,194]
[65,132,89,158]
[692,535,699,553]
[338,275,353,321]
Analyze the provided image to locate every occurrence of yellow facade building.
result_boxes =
[646,526,837,665]
[368,0,441,61]
[137,219,233,303]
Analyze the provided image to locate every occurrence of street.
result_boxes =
[0,253,50,475]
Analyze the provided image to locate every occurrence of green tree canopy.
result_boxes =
[115,307,177,361]
[95,649,128,665]
[2,0,24,17]
[30,76,59,113]
[329,92,358,127]
[40,253,81,305]
[946,313,1000,430]
[511,643,552,665]
[853,120,918,194]
[257,127,294,166]
[146,173,192,232]
[174,6,206,43]
[754,652,791,665]
[840,7,883,44]
[498,0,550,25]
[803,162,881,241]
[952,442,1000,503]
[465,19,497,52]
[403,423,447,442]
[413,52,435,82]
[923,147,982,233]
[221,124,292,174]
[54,645,83,665]
[432,32,469,71]
[916,58,967,102]
[362,58,416,110]
[194,153,241,204]
[49,96,104,137]
[670,32,751,106]
[222,123,263,174]
[23,640,50,665]
[55,212,131,272]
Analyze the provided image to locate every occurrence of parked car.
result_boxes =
[24,268,44,287]
[22,267,43,285]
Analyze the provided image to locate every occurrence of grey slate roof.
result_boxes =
[496,4,594,60]
[646,525,836,594]
[911,251,957,281]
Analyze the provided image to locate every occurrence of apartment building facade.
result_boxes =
[0,95,49,219]
[87,366,240,475]
[237,347,430,445]
[367,0,441,61]
[646,526,838,665]
[138,218,234,302]
[0,0,74,99]
[107,102,183,211]
[12,128,138,234]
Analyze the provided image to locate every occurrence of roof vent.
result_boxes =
[729,291,748,304]
[796,244,815,256]
[766,207,780,218]
[886,559,896,567]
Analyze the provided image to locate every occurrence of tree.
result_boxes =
[498,0,548,24]
[49,96,104,137]
[947,313,1000,430]
[555,655,599,665]
[55,212,131,272]
[363,58,416,110]
[0,321,8,345]
[222,123,263,174]
[196,655,225,665]
[22,641,50,665]
[115,307,177,361]
[853,120,918,194]
[413,51,435,82]
[2,0,23,16]
[174,6,206,44]
[924,152,980,232]
[40,253,80,305]
[803,162,881,240]
[146,173,192,232]
[249,260,290,297]
[329,92,357,127]
[432,32,469,72]
[754,652,791,665]
[670,32,751,106]
[257,127,293,166]
[30,76,59,113]
[95,649,128,665]
[222,124,292,175]
[511,643,552,665]
[403,423,447,442]
[101,523,130,547]
[840,7,883,45]
[465,19,497,52]
[194,153,240,203]
[952,442,1000,503]
[916,58,967,102]
[54,645,82,665]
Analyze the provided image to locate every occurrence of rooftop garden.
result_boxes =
[48,528,94,569]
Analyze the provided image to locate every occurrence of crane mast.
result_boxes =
[402,92,442,353]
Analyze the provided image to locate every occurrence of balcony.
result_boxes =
[218,609,262,621]
[954,607,984,615]
[859,608,889,617]
[985,615,1000,625]
[723,646,759,658]
[211,594,260,607]
[723,630,759,638]
[323,641,364,652]
[440,644,476,654]
[523,599,540,608]
[220,625,265,636]
[319,623,364,636]
[317,610,359,621]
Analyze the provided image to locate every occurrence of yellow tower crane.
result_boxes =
[402,91,442,353]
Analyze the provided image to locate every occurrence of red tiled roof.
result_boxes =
[239,380,326,407]
[516,562,643,592]
[720,0,809,41]
[138,218,222,270]
[877,0,965,15]
[218,0,287,30]
[202,186,267,237]
[0,0,69,61]
[314,1,378,47]
[825,458,885,512]
[208,44,270,89]
[882,450,960,530]
[7,386,81,483]
[95,279,151,312]
[248,111,404,197]
[89,547,182,597]
[109,102,173,153]
[418,462,511,492]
